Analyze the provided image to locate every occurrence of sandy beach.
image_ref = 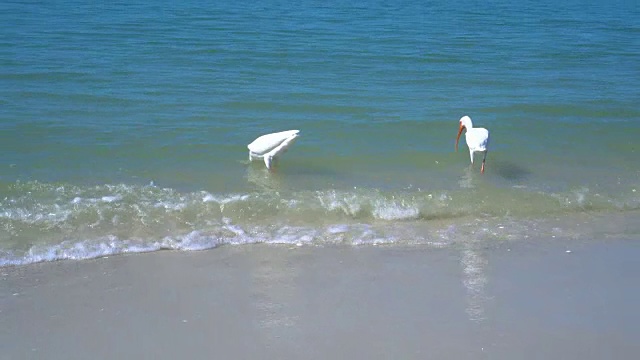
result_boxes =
[2,236,638,360]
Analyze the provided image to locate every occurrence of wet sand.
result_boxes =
[1,238,639,359]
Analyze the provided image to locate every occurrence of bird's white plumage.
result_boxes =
[456,116,490,173]
[248,130,300,169]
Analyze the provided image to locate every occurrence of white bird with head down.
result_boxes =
[455,116,489,174]
[248,130,300,170]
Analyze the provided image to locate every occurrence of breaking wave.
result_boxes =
[0,180,638,266]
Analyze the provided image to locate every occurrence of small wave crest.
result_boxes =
[0,220,445,266]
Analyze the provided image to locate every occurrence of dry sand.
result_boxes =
[1,238,639,359]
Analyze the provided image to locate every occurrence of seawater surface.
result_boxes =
[1,0,639,265]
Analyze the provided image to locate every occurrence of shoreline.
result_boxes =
[2,237,639,359]
[3,208,640,268]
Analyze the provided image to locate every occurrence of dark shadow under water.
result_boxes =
[491,160,531,181]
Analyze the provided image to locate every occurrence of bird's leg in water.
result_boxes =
[481,150,488,174]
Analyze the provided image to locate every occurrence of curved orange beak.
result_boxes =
[455,124,465,152]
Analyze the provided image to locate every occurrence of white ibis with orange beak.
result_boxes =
[455,116,489,174]
[248,130,300,170]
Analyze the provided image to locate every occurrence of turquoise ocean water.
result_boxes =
[1,0,639,265]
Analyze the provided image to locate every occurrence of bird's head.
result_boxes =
[455,116,472,151]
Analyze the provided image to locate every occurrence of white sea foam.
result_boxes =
[327,224,350,234]
[0,236,161,267]
[371,199,420,220]
[316,190,363,217]
[202,192,250,204]
[101,195,122,203]
[0,219,451,266]
[315,189,422,220]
